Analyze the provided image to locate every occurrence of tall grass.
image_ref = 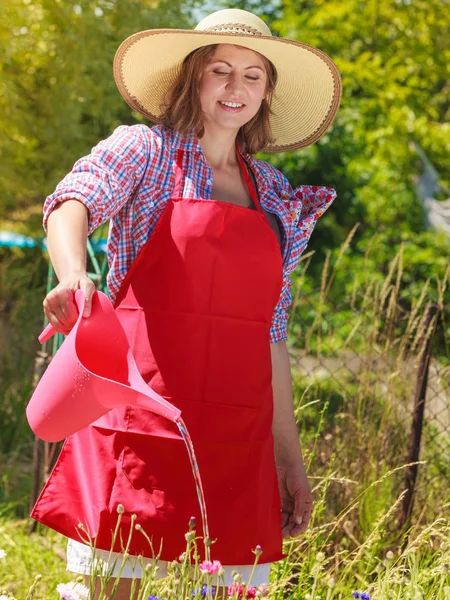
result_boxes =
[288,232,449,532]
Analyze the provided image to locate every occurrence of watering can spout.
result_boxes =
[27,290,181,442]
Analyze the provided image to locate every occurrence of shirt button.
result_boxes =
[206,178,213,186]
[148,200,155,208]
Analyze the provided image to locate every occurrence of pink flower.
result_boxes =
[56,583,89,600]
[227,583,256,598]
[199,559,223,574]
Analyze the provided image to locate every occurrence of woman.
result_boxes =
[31,8,341,598]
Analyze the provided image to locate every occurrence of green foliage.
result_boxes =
[264,0,449,271]
[0,517,68,597]
[0,247,47,456]
[0,0,195,227]
[288,230,450,360]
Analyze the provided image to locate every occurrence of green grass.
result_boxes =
[0,514,67,598]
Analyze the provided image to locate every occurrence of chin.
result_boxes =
[215,113,255,130]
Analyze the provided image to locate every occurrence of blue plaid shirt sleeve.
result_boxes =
[43,124,152,234]
[269,171,294,344]
[269,274,293,343]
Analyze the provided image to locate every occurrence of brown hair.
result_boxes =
[158,44,278,154]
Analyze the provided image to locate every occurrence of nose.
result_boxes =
[225,73,244,96]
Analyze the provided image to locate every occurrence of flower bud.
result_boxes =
[116,504,125,514]
[315,551,326,563]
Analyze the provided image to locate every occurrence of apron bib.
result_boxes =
[32,147,285,565]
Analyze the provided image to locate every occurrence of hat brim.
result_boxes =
[113,30,342,153]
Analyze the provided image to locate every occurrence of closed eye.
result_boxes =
[212,70,259,81]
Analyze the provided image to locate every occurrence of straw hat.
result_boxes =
[113,9,342,153]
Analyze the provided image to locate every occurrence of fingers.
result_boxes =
[281,510,291,538]
[43,288,76,335]
[298,497,313,533]
[281,511,310,539]
[79,278,96,317]
[42,275,95,335]
[282,514,297,539]
[280,487,313,539]
[291,488,313,537]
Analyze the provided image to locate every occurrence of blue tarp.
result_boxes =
[0,232,107,253]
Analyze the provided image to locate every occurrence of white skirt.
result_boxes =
[66,538,271,586]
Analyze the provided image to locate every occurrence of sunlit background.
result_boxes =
[0,1,449,598]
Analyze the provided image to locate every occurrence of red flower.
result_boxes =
[227,583,256,598]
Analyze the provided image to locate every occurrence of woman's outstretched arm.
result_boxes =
[271,340,313,538]
[43,200,95,333]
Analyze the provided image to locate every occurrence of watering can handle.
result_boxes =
[38,290,86,344]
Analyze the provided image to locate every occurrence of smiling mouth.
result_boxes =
[219,101,246,112]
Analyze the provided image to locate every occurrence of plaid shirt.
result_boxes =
[43,124,337,343]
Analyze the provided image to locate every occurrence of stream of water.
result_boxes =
[176,416,211,562]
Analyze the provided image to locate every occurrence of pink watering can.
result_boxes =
[26,290,181,442]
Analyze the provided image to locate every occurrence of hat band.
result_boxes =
[201,23,265,36]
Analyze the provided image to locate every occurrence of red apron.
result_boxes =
[31,147,284,565]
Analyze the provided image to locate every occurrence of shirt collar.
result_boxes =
[171,129,203,153]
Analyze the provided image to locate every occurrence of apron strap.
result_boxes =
[236,148,263,213]
[173,149,184,198]
[174,148,263,213]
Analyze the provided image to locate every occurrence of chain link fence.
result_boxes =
[286,266,449,527]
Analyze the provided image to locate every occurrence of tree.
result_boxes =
[0,0,195,228]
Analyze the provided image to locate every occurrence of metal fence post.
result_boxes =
[28,349,51,533]
[399,303,439,531]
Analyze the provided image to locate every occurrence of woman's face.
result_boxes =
[198,44,268,135]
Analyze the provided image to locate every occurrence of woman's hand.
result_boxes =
[277,463,313,538]
[42,273,95,335]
